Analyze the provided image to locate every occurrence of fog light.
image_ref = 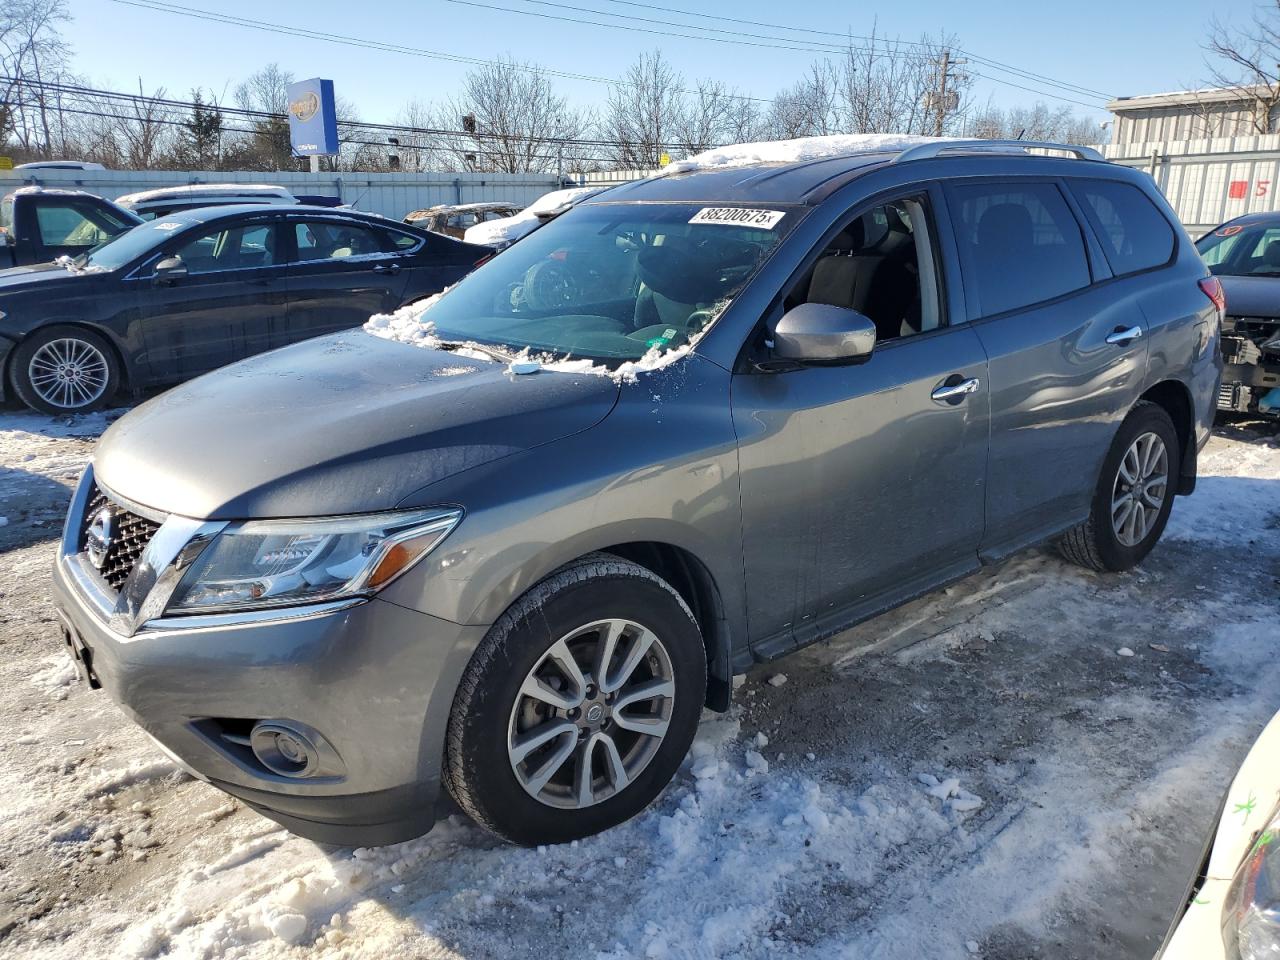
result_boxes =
[250,721,320,778]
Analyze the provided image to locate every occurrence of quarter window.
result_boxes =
[948,182,1091,317]
[1069,180,1176,275]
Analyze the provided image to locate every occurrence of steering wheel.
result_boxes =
[521,260,580,311]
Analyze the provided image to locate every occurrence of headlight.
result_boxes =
[1223,807,1280,960]
[165,508,461,615]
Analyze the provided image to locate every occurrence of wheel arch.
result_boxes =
[595,541,735,712]
[1137,379,1196,495]
[6,320,134,399]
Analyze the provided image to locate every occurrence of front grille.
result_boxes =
[80,487,163,591]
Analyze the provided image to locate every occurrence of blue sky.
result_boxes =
[66,0,1255,128]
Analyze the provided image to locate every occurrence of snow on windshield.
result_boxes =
[663,134,954,174]
[363,290,717,384]
[463,186,602,247]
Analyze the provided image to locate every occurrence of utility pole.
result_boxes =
[932,49,966,138]
[934,50,951,138]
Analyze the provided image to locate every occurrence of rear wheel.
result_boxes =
[11,326,119,415]
[1059,401,1179,572]
[445,554,705,845]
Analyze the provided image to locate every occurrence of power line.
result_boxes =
[9,76,670,151]
[436,0,1109,109]
[5,76,656,165]
[107,0,771,103]
[587,0,1116,101]
[109,0,1109,110]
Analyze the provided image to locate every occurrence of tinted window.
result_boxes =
[170,223,277,273]
[948,182,1091,317]
[294,220,387,261]
[1195,222,1280,277]
[1070,180,1175,275]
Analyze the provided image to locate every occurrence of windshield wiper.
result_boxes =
[435,339,515,363]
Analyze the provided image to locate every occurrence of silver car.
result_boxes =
[52,140,1223,847]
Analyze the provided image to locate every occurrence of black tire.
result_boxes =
[10,325,120,415]
[1059,401,1180,572]
[445,553,706,846]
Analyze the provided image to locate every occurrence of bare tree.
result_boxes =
[1,0,72,159]
[1205,3,1280,134]
[606,51,687,168]
[436,57,590,174]
[673,79,761,154]
[233,63,296,170]
[965,100,1101,143]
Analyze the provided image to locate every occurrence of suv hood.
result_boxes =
[94,331,620,519]
[1220,275,1280,319]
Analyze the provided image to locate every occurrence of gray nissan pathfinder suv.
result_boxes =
[52,140,1223,847]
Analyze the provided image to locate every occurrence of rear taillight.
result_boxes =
[1199,276,1226,315]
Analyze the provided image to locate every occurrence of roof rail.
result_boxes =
[894,139,1105,163]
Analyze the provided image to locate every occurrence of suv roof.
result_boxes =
[592,137,1111,207]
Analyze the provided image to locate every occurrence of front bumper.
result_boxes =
[51,477,488,846]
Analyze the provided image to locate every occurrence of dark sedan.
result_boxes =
[0,205,492,413]
[1195,212,1280,417]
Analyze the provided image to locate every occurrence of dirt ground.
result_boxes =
[0,409,1276,960]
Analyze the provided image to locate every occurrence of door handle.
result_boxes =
[372,262,401,275]
[931,377,981,403]
[1105,325,1143,345]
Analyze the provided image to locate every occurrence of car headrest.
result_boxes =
[1264,239,1280,267]
[977,202,1034,251]
[637,236,752,304]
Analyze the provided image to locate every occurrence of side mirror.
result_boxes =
[152,256,187,284]
[773,302,877,362]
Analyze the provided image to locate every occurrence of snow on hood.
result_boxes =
[662,134,956,174]
[462,186,603,247]
[364,286,712,383]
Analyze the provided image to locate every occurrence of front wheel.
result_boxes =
[1059,401,1179,572]
[445,554,706,845]
[10,325,120,415]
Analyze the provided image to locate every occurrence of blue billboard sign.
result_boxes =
[286,78,339,156]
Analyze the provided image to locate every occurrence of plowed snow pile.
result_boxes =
[0,414,1277,960]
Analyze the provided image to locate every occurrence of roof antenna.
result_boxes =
[1015,128,1026,140]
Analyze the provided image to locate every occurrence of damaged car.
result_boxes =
[1196,213,1280,417]
[52,138,1221,847]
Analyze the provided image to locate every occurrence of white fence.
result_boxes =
[9,138,1280,236]
[0,168,569,221]
[1099,135,1280,236]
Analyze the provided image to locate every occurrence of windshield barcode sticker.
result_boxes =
[689,207,786,230]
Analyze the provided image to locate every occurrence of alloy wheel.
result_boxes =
[27,338,109,410]
[1111,431,1168,547]
[507,618,675,809]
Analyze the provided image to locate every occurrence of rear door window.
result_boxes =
[946,182,1092,317]
[293,220,389,262]
[1069,180,1176,275]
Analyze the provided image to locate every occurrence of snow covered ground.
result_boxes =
[0,410,1277,960]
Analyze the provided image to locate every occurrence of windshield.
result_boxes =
[75,217,185,271]
[1196,221,1280,277]
[423,202,799,362]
